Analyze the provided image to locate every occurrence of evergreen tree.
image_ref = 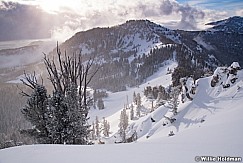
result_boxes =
[102,117,110,137]
[137,93,141,106]
[156,92,164,106]
[90,122,96,140]
[130,104,134,120]
[118,108,129,143]
[95,116,100,139]
[136,93,141,117]
[46,90,68,144]
[21,84,51,144]
[152,87,159,99]
[93,89,97,103]
[168,87,180,115]
[97,98,105,110]
[133,91,137,104]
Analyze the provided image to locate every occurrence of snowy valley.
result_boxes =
[1,61,243,163]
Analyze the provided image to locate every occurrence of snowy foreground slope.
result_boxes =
[1,62,243,163]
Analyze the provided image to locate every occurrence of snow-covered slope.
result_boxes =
[1,62,243,163]
[89,60,177,132]
[102,62,243,144]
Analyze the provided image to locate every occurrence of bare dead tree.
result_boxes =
[43,43,99,112]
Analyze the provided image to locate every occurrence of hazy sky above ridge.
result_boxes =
[0,0,242,41]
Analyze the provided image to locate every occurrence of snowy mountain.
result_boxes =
[1,17,242,90]
[51,17,242,91]
[206,16,243,33]
[53,20,208,91]
[1,61,243,163]
[178,16,243,66]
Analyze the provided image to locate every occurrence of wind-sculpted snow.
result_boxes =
[1,62,243,162]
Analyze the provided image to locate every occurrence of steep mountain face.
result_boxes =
[178,16,243,66]
[57,20,220,91]
[59,20,180,54]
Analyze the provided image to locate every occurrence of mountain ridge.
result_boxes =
[1,16,242,92]
[206,16,243,33]
[56,18,226,91]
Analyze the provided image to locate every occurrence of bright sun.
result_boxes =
[37,0,81,13]
[37,0,114,14]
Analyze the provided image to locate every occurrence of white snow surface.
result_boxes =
[193,35,214,51]
[1,61,243,163]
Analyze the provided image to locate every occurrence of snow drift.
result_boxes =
[0,62,243,163]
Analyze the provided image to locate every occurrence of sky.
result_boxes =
[0,0,242,41]
[178,0,243,10]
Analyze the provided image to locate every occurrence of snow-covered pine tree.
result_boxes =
[118,108,129,143]
[168,87,180,115]
[130,104,134,120]
[46,90,68,144]
[20,80,51,144]
[65,83,89,144]
[136,93,141,117]
[95,116,100,139]
[93,89,97,103]
[20,44,98,145]
[90,122,96,140]
[133,91,137,104]
[137,93,141,106]
[97,98,105,110]
[102,117,110,137]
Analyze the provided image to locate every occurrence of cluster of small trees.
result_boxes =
[90,116,110,140]
[172,44,207,86]
[143,85,170,107]
[137,46,174,81]
[117,84,180,143]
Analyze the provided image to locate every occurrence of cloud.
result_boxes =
[158,0,205,30]
[201,9,229,27]
[0,0,239,42]
[67,0,207,31]
[0,40,56,68]
[236,9,243,16]
[0,1,65,41]
[160,0,175,15]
